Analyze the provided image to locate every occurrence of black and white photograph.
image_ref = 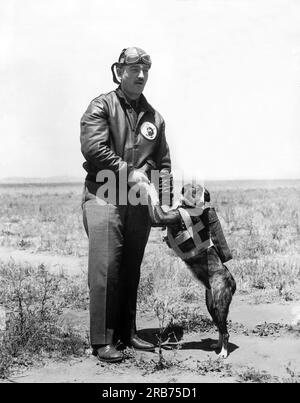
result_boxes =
[0,0,299,386]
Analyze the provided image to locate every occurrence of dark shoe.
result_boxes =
[128,335,156,352]
[92,344,123,363]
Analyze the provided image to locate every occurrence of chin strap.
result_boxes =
[111,63,121,84]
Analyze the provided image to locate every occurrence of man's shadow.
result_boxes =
[138,326,239,355]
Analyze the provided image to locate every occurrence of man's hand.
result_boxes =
[128,169,150,187]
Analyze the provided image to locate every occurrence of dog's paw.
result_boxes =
[217,347,228,359]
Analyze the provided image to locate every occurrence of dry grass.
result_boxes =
[0,180,299,379]
[0,184,86,256]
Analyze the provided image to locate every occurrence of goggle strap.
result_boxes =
[111,63,121,84]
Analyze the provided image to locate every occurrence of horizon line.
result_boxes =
[0,176,299,183]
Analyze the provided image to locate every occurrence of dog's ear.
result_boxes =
[180,184,188,195]
[204,188,210,202]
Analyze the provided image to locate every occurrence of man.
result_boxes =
[80,47,173,363]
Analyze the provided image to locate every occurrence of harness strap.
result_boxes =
[167,207,213,260]
[178,208,194,238]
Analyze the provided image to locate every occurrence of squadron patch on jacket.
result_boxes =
[140,122,157,140]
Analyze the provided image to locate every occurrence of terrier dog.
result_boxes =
[146,183,236,358]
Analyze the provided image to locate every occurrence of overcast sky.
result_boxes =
[1,0,300,181]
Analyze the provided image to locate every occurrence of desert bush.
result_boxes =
[196,357,233,377]
[237,367,278,383]
[123,348,183,375]
[0,260,88,378]
[59,272,89,310]
[283,363,300,383]
[252,322,300,338]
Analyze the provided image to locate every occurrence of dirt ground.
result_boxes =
[1,246,300,383]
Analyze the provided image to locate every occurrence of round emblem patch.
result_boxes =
[140,122,157,140]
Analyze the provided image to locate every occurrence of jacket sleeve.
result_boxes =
[80,98,128,174]
[156,121,174,206]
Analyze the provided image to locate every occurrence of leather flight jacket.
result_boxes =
[80,87,173,204]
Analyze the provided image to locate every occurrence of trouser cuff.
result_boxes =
[91,328,114,347]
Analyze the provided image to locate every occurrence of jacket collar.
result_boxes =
[116,86,155,114]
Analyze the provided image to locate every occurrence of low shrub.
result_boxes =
[0,260,89,378]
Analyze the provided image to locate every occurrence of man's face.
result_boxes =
[119,64,149,98]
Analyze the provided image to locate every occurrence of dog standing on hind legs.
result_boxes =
[189,248,236,358]
[146,182,236,358]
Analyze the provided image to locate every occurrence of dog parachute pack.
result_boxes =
[145,182,232,263]
[167,207,232,263]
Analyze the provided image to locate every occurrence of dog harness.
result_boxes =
[167,207,214,261]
